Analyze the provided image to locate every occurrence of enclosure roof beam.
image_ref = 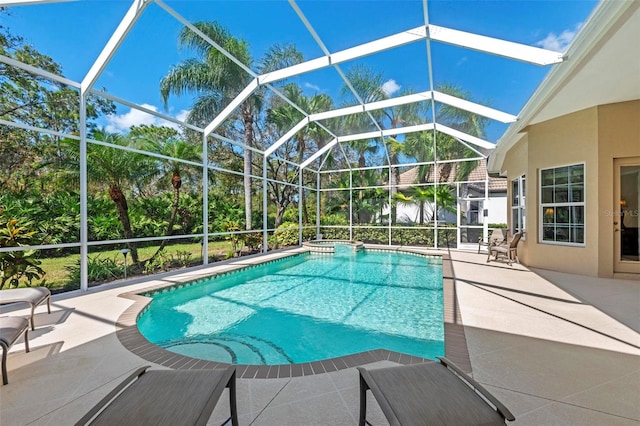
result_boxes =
[432,91,517,123]
[435,123,495,150]
[309,92,433,122]
[157,0,257,77]
[259,25,428,85]
[92,90,205,133]
[257,23,563,87]
[428,24,565,66]
[300,138,338,169]
[264,118,310,156]
[290,0,386,163]
[202,18,561,134]
[0,54,79,87]
[0,0,71,6]
[204,78,260,136]
[81,0,150,93]
[337,123,436,143]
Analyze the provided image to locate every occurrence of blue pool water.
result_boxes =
[137,249,444,365]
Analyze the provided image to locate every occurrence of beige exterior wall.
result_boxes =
[597,100,640,277]
[502,135,529,264]
[501,100,640,277]
[526,107,600,276]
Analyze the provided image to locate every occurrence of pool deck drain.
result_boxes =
[115,246,471,377]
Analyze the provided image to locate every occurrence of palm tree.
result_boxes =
[87,129,150,264]
[345,138,378,223]
[340,65,423,225]
[413,185,457,224]
[160,21,302,230]
[404,130,434,184]
[385,137,405,225]
[267,84,333,225]
[434,83,488,183]
[131,126,202,258]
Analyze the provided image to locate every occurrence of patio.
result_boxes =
[1,249,638,425]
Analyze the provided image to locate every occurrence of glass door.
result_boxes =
[614,158,640,274]
[458,182,486,250]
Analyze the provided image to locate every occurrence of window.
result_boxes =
[468,200,481,225]
[511,175,526,236]
[539,164,585,245]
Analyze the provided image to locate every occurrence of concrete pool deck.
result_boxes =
[1,248,639,425]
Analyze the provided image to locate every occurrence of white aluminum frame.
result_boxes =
[0,0,569,291]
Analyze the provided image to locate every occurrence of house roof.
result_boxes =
[488,0,640,175]
[397,159,507,193]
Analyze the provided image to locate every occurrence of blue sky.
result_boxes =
[4,0,599,142]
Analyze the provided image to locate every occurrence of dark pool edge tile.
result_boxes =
[114,247,471,378]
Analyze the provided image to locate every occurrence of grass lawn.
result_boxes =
[13,240,235,292]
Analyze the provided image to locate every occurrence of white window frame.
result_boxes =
[511,175,526,237]
[539,163,586,246]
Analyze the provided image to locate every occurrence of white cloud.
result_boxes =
[536,23,582,52]
[105,104,191,133]
[456,56,468,66]
[175,109,190,123]
[304,82,321,92]
[381,79,400,97]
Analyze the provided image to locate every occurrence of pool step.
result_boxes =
[160,334,293,365]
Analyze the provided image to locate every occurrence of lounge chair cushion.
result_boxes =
[0,316,29,349]
[78,366,237,426]
[0,287,51,330]
[359,360,511,425]
[1,316,30,385]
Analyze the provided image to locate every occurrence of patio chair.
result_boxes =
[75,365,238,426]
[478,228,506,253]
[357,357,514,426]
[0,286,51,330]
[488,232,523,266]
[1,316,30,385]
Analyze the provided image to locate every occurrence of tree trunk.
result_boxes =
[242,105,254,230]
[296,134,309,224]
[440,163,452,183]
[358,154,365,224]
[301,190,309,224]
[275,205,286,229]
[151,171,181,260]
[109,186,139,264]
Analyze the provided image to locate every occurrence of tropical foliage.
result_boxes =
[1,13,491,291]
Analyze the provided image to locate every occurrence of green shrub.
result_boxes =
[174,250,193,267]
[65,255,121,284]
[353,227,388,244]
[272,222,315,246]
[242,233,263,251]
[319,227,349,240]
[0,213,46,289]
[320,214,349,226]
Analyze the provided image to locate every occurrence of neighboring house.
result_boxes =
[384,158,507,245]
[488,1,640,278]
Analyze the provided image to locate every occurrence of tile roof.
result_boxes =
[396,158,507,192]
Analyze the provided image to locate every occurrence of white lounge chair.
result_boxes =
[0,287,51,330]
[0,316,30,385]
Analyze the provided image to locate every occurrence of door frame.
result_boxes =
[613,157,640,274]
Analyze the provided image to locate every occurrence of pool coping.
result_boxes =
[115,246,471,377]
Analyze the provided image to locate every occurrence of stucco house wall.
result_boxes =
[501,100,640,277]
[597,100,640,276]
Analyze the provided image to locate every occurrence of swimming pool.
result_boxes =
[137,249,444,365]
